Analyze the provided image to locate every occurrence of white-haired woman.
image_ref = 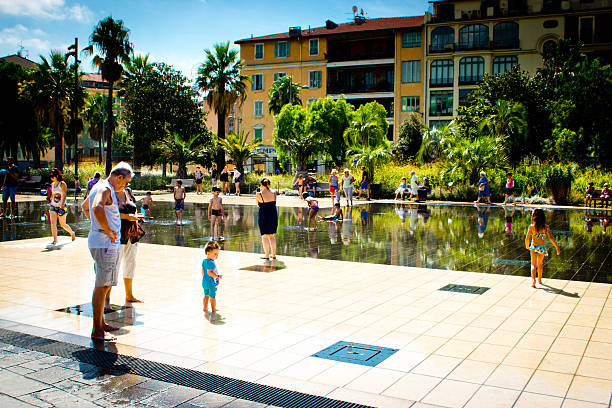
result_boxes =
[409,170,419,200]
[341,169,355,207]
[474,171,491,204]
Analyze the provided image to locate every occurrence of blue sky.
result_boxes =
[0,0,428,80]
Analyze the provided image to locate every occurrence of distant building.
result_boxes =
[424,0,612,127]
[1,53,38,70]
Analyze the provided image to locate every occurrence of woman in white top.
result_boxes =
[409,170,419,200]
[232,168,242,196]
[48,168,75,245]
[341,168,355,207]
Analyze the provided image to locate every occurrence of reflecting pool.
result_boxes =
[3,201,611,283]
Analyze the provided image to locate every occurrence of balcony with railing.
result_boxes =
[325,37,394,63]
[491,38,520,49]
[456,40,490,51]
[327,67,394,94]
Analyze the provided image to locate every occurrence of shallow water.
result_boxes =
[3,200,611,283]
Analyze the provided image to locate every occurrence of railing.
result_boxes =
[327,82,394,94]
[429,108,453,117]
[429,39,520,53]
[324,50,394,63]
[429,44,455,53]
[429,79,453,88]
[456,41,490,51]
[491,39,520,49]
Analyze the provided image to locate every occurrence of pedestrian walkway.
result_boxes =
[0,238,609,407]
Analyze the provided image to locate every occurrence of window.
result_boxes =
[459,57,484,84]
[402,31,421,48]
[431,27,454,52]
[274,41,290,58]
[364,71,375,89]
[401,96,420,112]
[254,128,263,143]
[401,61,421,83]
[309,71,321,88]
[273,72,286,82]
[543,39,557,55]
[430,90,453,116]
[458,24,489,50]
[430,59,453,87]
[579,17,594,44]
[493,22,519,48]
[254,100,263,117]
[429,120,451,129]
[459,89,476,107]
[492,56,518,74]
[255,44,264,59]
[251,74,263,91]
[309,39,319,55]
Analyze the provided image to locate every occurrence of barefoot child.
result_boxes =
[525,208,560,288]
[202,241,222,313]
[319,202,343,222]
[208,187,223,240]
[141,191,155,218]
[174,180,186,224]
[303,192,319,231]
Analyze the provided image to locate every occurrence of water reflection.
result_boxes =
[3,201,611,283]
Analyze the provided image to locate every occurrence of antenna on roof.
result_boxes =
[352,5,358,15]
[17,41,28,58]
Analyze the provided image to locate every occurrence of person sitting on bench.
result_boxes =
[417,177,432,201]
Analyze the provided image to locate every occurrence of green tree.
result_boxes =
[395,113,426,161]
[308,97,354,164]
[349,145,392,183]
[118,54,153,168]
[196,42,248,169]
[268,76,302,115]
[21,51,73,170]
[343,101,389,148]
[155,133,211,179]
[82,93,106,164]
[218,131,263,175]
[84,16,133,175]
[479,100,527,164]
[273,104,326,171]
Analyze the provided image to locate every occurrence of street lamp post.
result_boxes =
[65,38,80,196]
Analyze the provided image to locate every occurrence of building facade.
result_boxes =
[424,0,612,127]
[235,16,425,171]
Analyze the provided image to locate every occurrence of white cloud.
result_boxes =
[0,24,51,56]
[0,0,93,23]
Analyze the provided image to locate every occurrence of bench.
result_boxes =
[20,176,43,192]
[589,190,611,207]
[167,179,195,189]
[294,181,331,197]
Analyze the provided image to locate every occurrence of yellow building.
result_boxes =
[235,16,425,172]
[424,0,612,127]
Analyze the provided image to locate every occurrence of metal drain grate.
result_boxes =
[439,284,490,295]
[239,264,286,272]
[0,327,372,408]
[55,303,131,316]
[313,341,398,367]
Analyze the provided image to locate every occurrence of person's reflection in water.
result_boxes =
[328,220,338,244]
[194,203,203,227]
[360,205,369,227]
[504,205,516,236]
[293,206,305,224]
[601,216,610,233]
[2,218,17,241]
[417,205,430,226]
[174,224,185,246]
[475,204,490,238]
[232,205,241,225]
[584,210,593,233]
[395,204,407,224]
[409,204,418,233]
[341,208,353,245]
[307,230,319,257]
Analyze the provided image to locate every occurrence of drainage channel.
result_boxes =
[0,327,373,408]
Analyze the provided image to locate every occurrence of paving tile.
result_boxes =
[221,399,267,408]
[539,352,582,374]
[139,385,204,408]
[516,333,557,351]
[583,341,611,360]
[181,392,236,408]
[463,385,520,408]
[561,399,609,408]
[344,367,405,394]
[0,369,50,396]
[559,325,594,340]
[576,356,612,380]
[381,372,441,401]
[549,337,588,356]
[411,355,462,378]
[434,339,479,359]
[0,393,36,408]
[25,366,79,384]
[503,348,546,369]
[524,370,573,397]
[512,392,563,408]
[485,365,534,390]
[309,362,371,387]
[566,375,612,404]
[328,387,414,408]
[447,360,497,384]
[467,343,511,364]
[421,379,480,408]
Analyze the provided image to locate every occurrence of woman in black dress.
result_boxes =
[256,178,278,259]
[220,166,230,195]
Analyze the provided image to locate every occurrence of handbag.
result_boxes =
[121,220,145,244]
[478,184,486,191]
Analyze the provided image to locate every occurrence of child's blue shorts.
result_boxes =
[204,287,216,298]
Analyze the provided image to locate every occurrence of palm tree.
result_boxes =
[82,94,106,164]
[21,51,72,170]
[196,42,248,169]
[349,144,392,184]
[155,133,208,179]
[343,102,388,149]
[217,131,263,175]
[84,16,133,175]
[479,100,527,164]
[268,76,302,115]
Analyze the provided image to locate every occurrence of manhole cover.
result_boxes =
[239,264,286,273]
[313,341,398,367]
[55,304,131,316]
[439,284,489,295]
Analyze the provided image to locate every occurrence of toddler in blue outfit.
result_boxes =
[202,241,222,313]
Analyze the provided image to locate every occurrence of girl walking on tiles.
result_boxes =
[525,208,560,288]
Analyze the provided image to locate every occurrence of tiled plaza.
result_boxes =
[0,237,610,407]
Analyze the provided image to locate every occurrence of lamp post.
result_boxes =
[65,38,80,194]
[288,75,309,106]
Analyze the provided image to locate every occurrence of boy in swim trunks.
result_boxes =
[303,192,319,231]
[202,241,222,313]
[141,191,154,218]
[208,187,224,240]
[174,180,186,225]
[319,202,343,222]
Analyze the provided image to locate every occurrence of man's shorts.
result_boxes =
[90,247,120,287]
[2,186,17,202]
[204,286,216,298]
[360,181,369,190]
[195,178,202,185]
[174,199,184,210]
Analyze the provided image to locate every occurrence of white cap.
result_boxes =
[344,168,349,173]
[331,169,337,173]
